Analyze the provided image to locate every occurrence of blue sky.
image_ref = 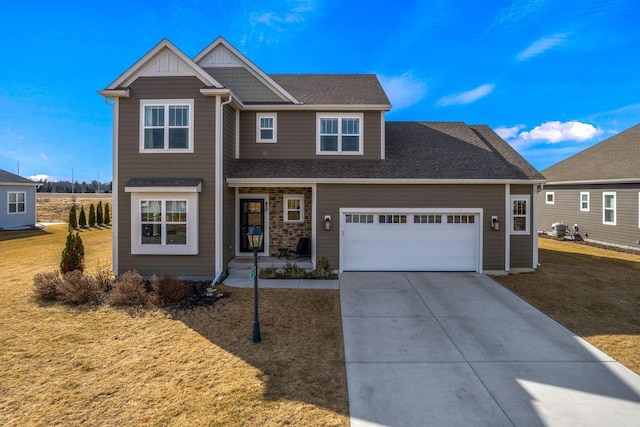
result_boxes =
[1,0,639,183]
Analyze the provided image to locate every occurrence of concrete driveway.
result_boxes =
[340,272,640,426]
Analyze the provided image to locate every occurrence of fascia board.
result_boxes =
[193,36,301,104]
[106,39,222,89]
[545,178,640,186]
[241,104,392,111]
[97,89,130,98]
[226,178,547,186]
[124,184,201,193]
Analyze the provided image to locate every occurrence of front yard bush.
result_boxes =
[57,270,103,305]
[33,271,63,302]
[60,231,85,273]
[149,274,191,307]
[106,270,147,307]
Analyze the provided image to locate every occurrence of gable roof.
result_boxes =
[228,122,543,183]
[542,124,640,183]
[0,169,39,185]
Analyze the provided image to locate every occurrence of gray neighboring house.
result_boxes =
[0,169,40,230]
[539,124,640,250]
[99,37,545,280]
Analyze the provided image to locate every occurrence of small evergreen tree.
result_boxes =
[60,231,85,273]
[104,203,110,225]
[79,205,87,228]
[96,201,103,225]
[68,205,78,230]
[89,204,96,227]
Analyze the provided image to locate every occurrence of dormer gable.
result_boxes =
[194,36,300,104]
[104,39,222,90]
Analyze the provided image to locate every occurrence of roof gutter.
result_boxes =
[97,89,130,98]
[545,178,640,186]
[241,103,391,111]
[227,178,547,186]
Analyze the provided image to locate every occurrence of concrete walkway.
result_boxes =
[223,269,339,289]
[340,272,640,426]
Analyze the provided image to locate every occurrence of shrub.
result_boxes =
[60,231,85,273]
[259,264,279,279]
[149,274,191,307]
[306,257,335,279]
[88,204,96,227]
[33,271,63,302]
[78,205,87,228]
[96,201,103,225]
[104,203,110,225]
[283,262,306,279]
[57,270,103,305]
[68,205,77,230]
[107,270,148,307]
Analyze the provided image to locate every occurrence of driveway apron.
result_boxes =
[340,272,640,427]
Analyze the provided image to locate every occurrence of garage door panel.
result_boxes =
[342,212,479,272]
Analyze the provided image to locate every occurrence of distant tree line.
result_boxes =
[36,180,112,193]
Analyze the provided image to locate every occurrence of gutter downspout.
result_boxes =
[213,95,234,285]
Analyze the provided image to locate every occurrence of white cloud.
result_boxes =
[378,73,427,110]
[517,33,568,61]
[519,121,601,143]
[437,84,495,106]
[247,0,317,42]
[29,174,61,182]
[40,152,48,161]
[495,124,525,140]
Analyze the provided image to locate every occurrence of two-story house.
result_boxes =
[99,37,545,280]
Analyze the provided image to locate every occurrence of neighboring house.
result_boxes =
[0,169,39,230]
[99,37,545,280]
[539,124,640,250]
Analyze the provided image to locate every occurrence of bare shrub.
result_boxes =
[150,274,191,307]
[107,270,148,307]
[33,271,63,302]
[57,270,103,305]
[283,262,306,279]
[94,267,115,293]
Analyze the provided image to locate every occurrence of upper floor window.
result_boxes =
[545,192,554,204]
[256,113,277,143]
[140,99,194,153]
[8,191,26,214]
[511,195,530,234]
[317,113,363,155]
[580,192,590,212]
[603,192,616,225]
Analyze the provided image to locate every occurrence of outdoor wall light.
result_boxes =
[491,216,500,231]
[324,215,331,231]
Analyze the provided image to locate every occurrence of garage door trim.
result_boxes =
[339,207,483,273]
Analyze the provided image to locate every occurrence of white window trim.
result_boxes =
[129,191,199,255]
[139,99,194,153]
[284,194,304,223]
[545,192,555,205]
[7,191,26,214]
[256,113,277,143]
[316,112,364,155]
[510,194,530,235]
[580,191,590,212]
[603,192,616,225]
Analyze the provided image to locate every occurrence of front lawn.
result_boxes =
[0,224,348,426]
[492,238,640,374]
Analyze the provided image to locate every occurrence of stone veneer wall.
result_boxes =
[239,187,312,256]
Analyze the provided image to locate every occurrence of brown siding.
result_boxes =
[316,184,507,271]
[222,104,237,268]
[539,184,640,249]
[117,77,216,277]
[239,111,382,159]
[510,184,534,268]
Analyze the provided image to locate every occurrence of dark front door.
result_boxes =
[240,199,265,253]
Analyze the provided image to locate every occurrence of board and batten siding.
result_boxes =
[117,76,217,277]
[238,111,382,159]
[539,184,640,249]
[509,184,534,268]
[315,184,507,271]
[222,103,237,267]
[0,185,37,229]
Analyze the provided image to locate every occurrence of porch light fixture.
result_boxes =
[324,215,331,231]
[247,225,264,343]
[491,216,500,231]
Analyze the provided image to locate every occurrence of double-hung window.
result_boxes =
[140,99,194,152]
[256,113,277,143]
[545,192,554,204]
[511,195,530,234]
[284,194,304,223]
[317,113,363,154]
[8,191,26,214]
[603,192,616,225]
[580,192,590,212]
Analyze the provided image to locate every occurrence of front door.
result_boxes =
[240,199,265,253]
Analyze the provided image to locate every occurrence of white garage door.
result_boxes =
[342,212,480,272]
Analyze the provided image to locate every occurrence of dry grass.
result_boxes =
[493,238,640,374]
[0,224,348,426]
[36,194,112,223]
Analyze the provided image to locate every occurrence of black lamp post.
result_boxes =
[247,225,264,343]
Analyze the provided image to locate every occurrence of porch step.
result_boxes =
[228,256,313,272]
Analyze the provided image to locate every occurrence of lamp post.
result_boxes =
[247,225,264,343]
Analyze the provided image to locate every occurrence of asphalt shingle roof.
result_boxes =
[542,124,640,182]
[0,169,38,185]
[125,178,203,188]
[228,122,543,181]
[270,74,390,105]
[203,67,287,103]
